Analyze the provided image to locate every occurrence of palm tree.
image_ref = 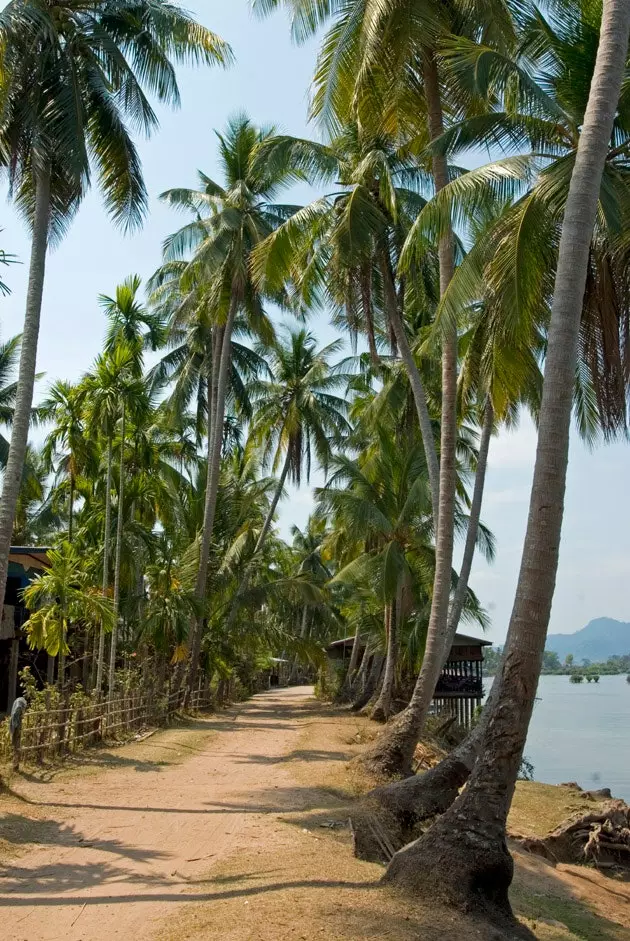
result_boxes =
[159,115,306,701]
[225,327,351,630]
[0,0,231,625]
[41,381,92,543]
[23,542,115,689]
[82,345,140,691]
[383,0,630,918]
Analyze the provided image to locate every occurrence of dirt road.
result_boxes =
[2,686,316,941]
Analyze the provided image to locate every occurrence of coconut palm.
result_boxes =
[383,0,630,917]
[0,0,231,625]
[159,114,307,701]
[224,327,351,630]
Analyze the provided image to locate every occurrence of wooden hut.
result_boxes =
[1,547,51,711]
[326,631,491,728]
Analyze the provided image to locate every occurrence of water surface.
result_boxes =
[516,674,630,801]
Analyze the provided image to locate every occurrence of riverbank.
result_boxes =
[1,688,628,940]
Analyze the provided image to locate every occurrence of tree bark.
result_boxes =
[109,402,126,700]
[7,635,19,711]
[96,436,113,692]
[379,253,439,527]
[384,5,630,919]
[363,54,458,777]
[185,293,239,704]
[0,166,51,611]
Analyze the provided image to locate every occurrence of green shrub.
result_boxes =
[570,674,584,683]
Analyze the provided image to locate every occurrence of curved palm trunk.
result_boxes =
[108,403,126,699]
[384,4,630,915]
[379,255,439,526]
[0,166,51,612]
[185,296,239,704]
[224,449,291,633]
[366,56,458,777]
[339,623,363,698]
[96,437,113,692]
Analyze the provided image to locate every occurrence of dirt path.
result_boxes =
[2,686,316,941]
[3,687,629,941]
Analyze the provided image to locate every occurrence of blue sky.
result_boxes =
[1,1,628,643]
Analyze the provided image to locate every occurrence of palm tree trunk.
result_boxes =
[371,598,399,722]
[364,56,458,777]
[224,449,291,633]
[384,4,630,914]
[379,254,439,527]
[68,474,75,544]
[0,166,51,611]
[108,403,126,700]
[96,437,113,692]
[445,398,493,637]
[58,618,67,690]
[290,605,310,683]
[339,623,363,698]
[360,264,379,366]
[185,296,238,704]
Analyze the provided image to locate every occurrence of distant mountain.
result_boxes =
[546,618,630,663]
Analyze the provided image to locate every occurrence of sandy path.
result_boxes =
[2,686,313,941]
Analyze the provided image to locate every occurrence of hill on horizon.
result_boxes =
[546,617,630,662]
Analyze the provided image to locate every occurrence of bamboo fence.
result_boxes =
[1,684,214,768]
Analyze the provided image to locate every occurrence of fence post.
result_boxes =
[9,696,27,771]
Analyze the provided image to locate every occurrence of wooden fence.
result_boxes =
[1,685,214,768]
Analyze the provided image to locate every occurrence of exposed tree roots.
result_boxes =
[517,799,630,867]
[382,814,535,939]
[352,750,472,861]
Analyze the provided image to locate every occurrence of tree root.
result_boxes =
[352,751,472,861]
[382,813,534,939]
[516,799,630,867]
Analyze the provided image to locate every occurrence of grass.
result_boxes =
[513,886,628,940]
[509,781,597,838]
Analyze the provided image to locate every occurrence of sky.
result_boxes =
[1,1,628,645]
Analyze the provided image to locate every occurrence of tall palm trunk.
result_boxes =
[379,254,439,526]
[446,398,493,636]
[68,473,75,544]
[58,616,67,690]
[185,294,239,703]
[0,166,51,610]
[224,449,292,633]
[96,437,113,691]
[108,403,126,699]
[371,594,399,722]
[384,3,630,914]
[365,55,458,776]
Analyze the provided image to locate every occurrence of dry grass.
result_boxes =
[156,699,630,941]
[509,781,598,838]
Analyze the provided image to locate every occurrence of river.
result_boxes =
[503,673,630,802]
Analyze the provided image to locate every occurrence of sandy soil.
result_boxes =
[2,687,322,940]
[2,686,629,941]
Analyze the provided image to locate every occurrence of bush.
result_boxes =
[570,674,584,683]
[592,674,600,683]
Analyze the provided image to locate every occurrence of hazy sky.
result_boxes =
[1,1,628,643]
